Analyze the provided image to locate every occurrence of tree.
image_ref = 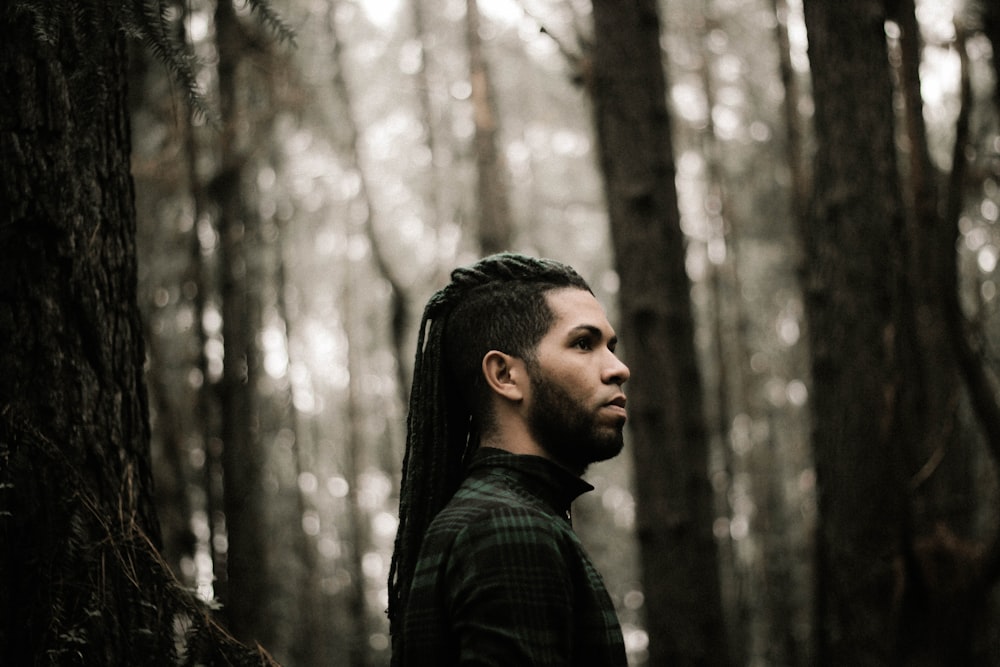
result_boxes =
[589,1,730,664]
[0,4,170,661]
[0,3,277,664]
[467,0,514,254]
[210,1,307,656]
[799,0,913,663]
[212,0,272,646]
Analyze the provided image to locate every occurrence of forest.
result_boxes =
[2,0,999,665]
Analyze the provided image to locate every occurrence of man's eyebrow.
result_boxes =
[567,324,617,343]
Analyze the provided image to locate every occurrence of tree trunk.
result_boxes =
[771,0,811,221]
[981,0,1000,110]
[799,0,912,663]
[589,1,730,664]
[0,5,168,663]
[214,0,270,647]
[467,0,514,254]
[343,264,372,667]
[326,0,407,477]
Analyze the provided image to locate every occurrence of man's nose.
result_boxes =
[606,353,630,385]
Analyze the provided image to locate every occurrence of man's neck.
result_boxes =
[480,430,547,460]
[478,433,586,477]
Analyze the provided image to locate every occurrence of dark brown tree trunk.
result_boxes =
[800,0,913,663]
[214,0,269,647]
[467,0,513,254]
[891,4,1000,664]
[0,5,169,663]
[589,1,730,664]
[981,0,1000,110]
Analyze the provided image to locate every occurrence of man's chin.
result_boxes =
[583,434,625,465]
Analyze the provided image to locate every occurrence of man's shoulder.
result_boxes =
[426,470,565,540]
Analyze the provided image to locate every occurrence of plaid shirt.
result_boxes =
[398,447,627,666]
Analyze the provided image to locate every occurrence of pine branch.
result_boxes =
[246,0,297,46]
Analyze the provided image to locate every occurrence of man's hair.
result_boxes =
[387,253,591,642]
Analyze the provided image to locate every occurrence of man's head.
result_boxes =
[389,253,623,632]
[442,272,589,435]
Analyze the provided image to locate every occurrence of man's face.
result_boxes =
[523,288,630,473]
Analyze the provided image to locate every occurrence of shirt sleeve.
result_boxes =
[444,507,577,666]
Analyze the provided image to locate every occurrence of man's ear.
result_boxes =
[482,350,526,402]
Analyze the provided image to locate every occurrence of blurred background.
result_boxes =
[125,0,998,665]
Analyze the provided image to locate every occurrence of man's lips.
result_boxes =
[603,395,627,418]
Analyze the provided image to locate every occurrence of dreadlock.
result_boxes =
[387,252,591,646]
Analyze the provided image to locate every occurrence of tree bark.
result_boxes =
[800,0,912,663]
[0,4,168,662]
[589,1,730,664]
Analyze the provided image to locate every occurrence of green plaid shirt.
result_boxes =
[398,447,627,666]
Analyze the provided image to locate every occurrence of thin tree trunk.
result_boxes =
[467,0,514,254]
[410,0,444,244]
[275,223,326,667]
[981,0,1000,110]
[771,0,811,221]
[214,0,269,646]
[343,262,372,667]
[327,0,408,476]
[694,8,754,663]
[589,1,730,664]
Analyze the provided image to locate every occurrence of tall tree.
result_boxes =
[326,0,408,475]
[467,0,514,254]
[890,3,1000,663]
[799,0,913,663]
[0,3,271,664]
[589,1,730,664]
[0,5,168,662]
[213,0,271,646]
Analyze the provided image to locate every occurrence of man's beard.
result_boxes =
[526,371,625,473]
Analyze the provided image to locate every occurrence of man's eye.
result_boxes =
[573,338,592,350]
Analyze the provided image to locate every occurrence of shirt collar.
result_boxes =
[467,446,594,519]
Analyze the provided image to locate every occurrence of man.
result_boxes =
[388,253,630,666]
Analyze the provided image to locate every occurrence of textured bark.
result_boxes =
[589,1,730,664]
[0,4,167,662]
[800,1,912,663]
